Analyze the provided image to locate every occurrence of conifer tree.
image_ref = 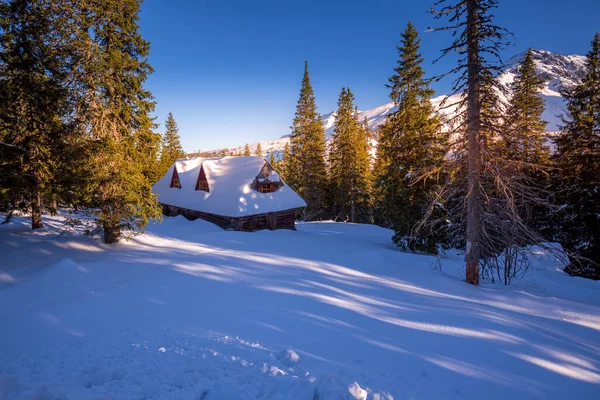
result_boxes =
[160,112,184,174]
[553,33,600,279]
[255,143,262,156]
[375,22,446,253]
[243,143,251,156]
[280,142,291,181]
[499,49,550,232]
[0,0,74,229]
[329,88,371,223]
[504,49,548,164]
[74,0,161,243]
[430,0,515,284]
[288,62,328,219]
[269,152,277,169]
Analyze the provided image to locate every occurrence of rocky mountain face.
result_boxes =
[209,49,586,157]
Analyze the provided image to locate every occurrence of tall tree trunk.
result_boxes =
[31,191,43,229]
[465,0,482,285]
[51,193,58,215]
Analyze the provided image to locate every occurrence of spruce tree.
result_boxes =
[431,0,514,284]
[243,143,251,156]
[288,62,328,219]
[255,143,262,156]
[500,49,549,233]
[74,0,161,243]
[160,112,184,174]
[280,142,291,181]
[504,49,548,164]
[269,152,277,169]
[329,88,371,223]
[0,0,73,229]
[554,33,600,279]
[375,22,446,253]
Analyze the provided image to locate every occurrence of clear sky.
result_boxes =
[139,0,600,152]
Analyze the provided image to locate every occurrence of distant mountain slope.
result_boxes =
[206,49,586,157]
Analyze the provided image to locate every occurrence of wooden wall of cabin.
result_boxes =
[160,203,298,232]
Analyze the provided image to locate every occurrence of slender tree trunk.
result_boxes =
[350,193,356,223]
[31,191,43,229]
[51,193,58,215]
[465,0,482,285]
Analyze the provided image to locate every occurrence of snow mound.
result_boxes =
[279,349,300,366]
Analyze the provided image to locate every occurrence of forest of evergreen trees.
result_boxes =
[0,0,598,283]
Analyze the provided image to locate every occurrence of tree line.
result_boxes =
[0,0,183,243]
[277,2,600,283]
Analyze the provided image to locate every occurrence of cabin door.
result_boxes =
[266,212,277,231]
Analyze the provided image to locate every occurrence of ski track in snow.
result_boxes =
[0,214,599,399]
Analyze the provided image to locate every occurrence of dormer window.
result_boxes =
[195,164,210,192]
[259,183,276,193]
[252,160,283,193]
[170,168,181,189]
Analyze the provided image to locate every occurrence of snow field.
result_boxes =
[0,213,599,399]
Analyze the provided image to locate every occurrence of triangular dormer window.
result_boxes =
[170,167,181,189]
[252,160,283,193]
[195,164,210,192]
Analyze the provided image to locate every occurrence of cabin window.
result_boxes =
[259,183,275,193]
[195,164,210,192]
[196,180,209,192]
[170,168,181,189]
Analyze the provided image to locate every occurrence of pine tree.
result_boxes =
[329,88,371,223]
[430,0,514,284]
[255,143,262,156]
[269,152,277,169]
[243,143,251,156]
[553,33,600,279]
[504,49,548,164]
[499,49,550,232]
[280,142,291,181]
[0,0,74,229]
[160,112,184,174]
[288,62,328,219]
[74,0,161,243]
[375,22,446,253]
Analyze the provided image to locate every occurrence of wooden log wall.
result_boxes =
[160,203,298,232]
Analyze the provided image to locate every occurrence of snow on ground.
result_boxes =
[0,213,599,399]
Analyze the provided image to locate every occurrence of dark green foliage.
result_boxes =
[280,142,291,182]
[329,88,372,223]
[504,49,548,164]
[160,112,184,177]
[255,143,262,156]
[0,0,74,228]
[72,0,161,243]
[287,62,328,219]
[243,143,251,156]
[553,33,600,279]
[375,22,447,253]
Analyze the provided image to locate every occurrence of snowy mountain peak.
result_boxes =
[208,49,586,156]
[502,49,586,96]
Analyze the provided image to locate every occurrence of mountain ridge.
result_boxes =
[203,49,586,157]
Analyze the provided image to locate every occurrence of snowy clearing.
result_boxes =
[0,214,599,399]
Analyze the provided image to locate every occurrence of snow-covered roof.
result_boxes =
[152,156,306,218]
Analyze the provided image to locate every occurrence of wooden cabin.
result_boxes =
[152,156,306,231]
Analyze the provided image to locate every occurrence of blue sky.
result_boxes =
[140,0,600,152]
